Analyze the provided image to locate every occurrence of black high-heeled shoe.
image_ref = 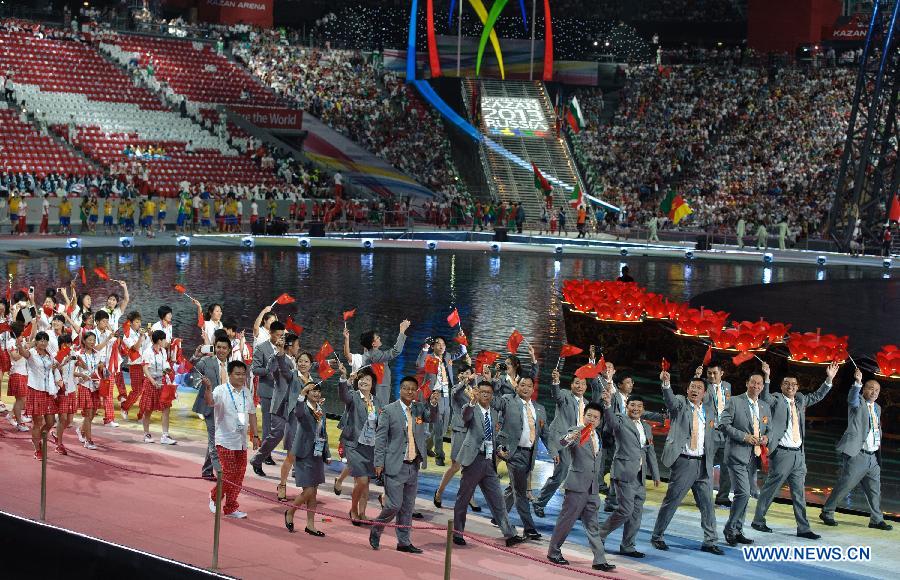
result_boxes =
[350,511,361,527]
[284,509,295,533]
[433,491,442,509]
[305,527,326,537]
[469,500,482,513]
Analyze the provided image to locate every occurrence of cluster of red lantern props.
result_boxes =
[673,307,729,337]
[707,320,792,351]
[786,330,849,364]
[875,345,900,377]
[560,280,646,322]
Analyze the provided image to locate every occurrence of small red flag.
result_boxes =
[342,308,356,321]
[285,316,303,336]
[197,312,205,329]
[703,346,713,366]
[597,354,606,370]
[127,348,141,362]
[419,378,432,400]
[55,343,71,363]
[122,320,131,338]
[575,363,602,379]
[531,379,539,401]
[315,341,334,368]
[318,363,335,381]
[160,384,177,406]
[507,329,524,353]
[732,351,754,366]
[274,293,295,305]
[559,344,583,358]
[446,308,461,328]
[43,305,54,318]
[22,322,32,337]
[80,267,87,284]
[371,362,385,384]
[579,423,594,445]
[454,334,469,347]
[0,321,10,335]
[6,284,11,303]
[174,284,187,294]
[423,355,440,375]
[661,357,671,372]
[474,350,500,373]
[93,267,110,281]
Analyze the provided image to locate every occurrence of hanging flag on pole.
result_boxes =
[272,293,296,306]
[566,95,585,133]
[446,308,461,328]
[342,308,357,321]
[507,329,524,353]
[569,183,583,208]
[533,163,553,196]
[660,189,693,224]
[93,267,110,281]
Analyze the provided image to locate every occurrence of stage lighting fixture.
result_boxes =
[298,237,311,249]
[175,235,190,248]
[684,249,694,260]
[426,240,438,251]
[361,238,375,250]
[884,258,893,269]
[490,242,502,253]
[119,236,134,249]
[620,248,628,257]
[763,252,774,264]
[66,237,82,249]
[816,255,827,266]
[554,244,564,254]
[241,236,255,249]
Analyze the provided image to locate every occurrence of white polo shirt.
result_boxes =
[212,383,253,451]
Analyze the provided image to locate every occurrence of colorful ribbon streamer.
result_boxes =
[543,0,553,80]
[476,0,509,78]
[426,0,442,77]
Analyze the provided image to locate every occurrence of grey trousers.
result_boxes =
[534,446,572,509]
[822,451,884,524]
[712,437,732,501]
[549,491,608,565]
[454,455,515,539]
[724,458,756,536]
[600,440,618,508]
[371,461,419,546]
[201,414,220,477]
[599,476,646,552]
[652,456,718,546]
[251,412,288,467]
[504,447,537,531]
[753,447,811,532]
[426,395,450,461]
[259,395,272,443]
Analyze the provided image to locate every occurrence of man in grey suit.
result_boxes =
[417,334,468,466]
[533,368,592,518]
[451,381,526,548]
[598,364,633,511]
[752,362,835,538]
[547,402,616,572]
[361,319,410,402]
[369,376,440,553]
[250,332,303,476]
[433,366,483,511]
[189,335,232,480]
[820,372,893,531]
[597,391,660,558]
[496,376,549,540]
[250,321,285,466]
[651,372,723,555]
[694,362,734,506]
[719,370,772,546]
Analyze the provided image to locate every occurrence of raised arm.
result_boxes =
[758,362,774,405]
[549,368,565,405]
[117,280,130,312]
[252,305,273,338]
[338,375,354,406]
[342,326,352,362]
[805,362,839,408]
[660,371,678,412]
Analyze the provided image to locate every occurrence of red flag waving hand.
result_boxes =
[579,424,595,446]
[371,362,385,385]
[342,308,357,321]
[318,364,335,381]
[55,343,71,364]
[274,293,296,306]
[732,352,754,366]
[559,344,583,358]
[661,357,671,372]
[285,316,303,336]
[423,355,440,375]
[454,334,469,347]
[79,267,87,284]
[703,345,713,367]
[174,284,187,294]
[315,341,334,368]
[446,308,461,328]
[93,267,110,281]
[507,329,524,353]
[575,363,602,379]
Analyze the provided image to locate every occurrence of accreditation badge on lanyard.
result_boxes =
[229,385,247,430]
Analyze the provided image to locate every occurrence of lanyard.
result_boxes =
[226,382,246,416]
[36,350,52,390]
[151,347,165,376]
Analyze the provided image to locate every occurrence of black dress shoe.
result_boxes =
[547,555,570,566]
[701,545,725,555]
[592,563,616,572]
[469,501,482,513]
[751,523,773,533]
[490,518,499,527]
[350,512,361,527]
[818,512,838,526]
[715,499,733,508]
[505,535,526,547]
[618,550,645,558]
[427,450,436,458]
[201,474,217,482]
[433,492,442,509]
[369,531,380,550]
[533,504,545,518]
[436,458,446,467]
[412,512,424,519]
[524,529,542,540]
[797,531,821,540]
[453,536,467,546]
[397,544,423,554]
[305,527,326,537]
[869,521,893,531]
[263,457,277,466]
[733,534,753,545]
[651,539,669,551]
[725,534,737,547]
[284,510,294,533]
[252,464,266,477]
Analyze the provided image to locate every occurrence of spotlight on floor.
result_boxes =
[241,236,255,249]
[763,252,774,264]
[554,244,564,254]
[426,240,438,251]
[119,236,134,249]
[884,258,893,269]
[490,242,502,253]
[66,237,82,249]
[620,248,628,257]
[684,249,694,260]
[298,237,311,249]
[175,235,190,248]
[816,255,827,266]
[362,238,375,250]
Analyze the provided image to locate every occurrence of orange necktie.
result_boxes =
[405,406,416,461]
[716,385,725,416]
[751,403,761,457]
[526,402,536,445]
[789,399,800,444]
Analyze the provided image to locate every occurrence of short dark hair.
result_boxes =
[269,321,285,333]
[477,380,494,390]
[628,395,645,404]
[284,333,300,348]
[222,319,237,331]
[689,378,707,390]
[261,312,277,325]
[157,305,172,320]
[126,310,141,323]
[707,363,723,371]
[58,333,73,346]
[94,309,109,321]
[585,402,603,414]
[518,375,534,387]
[227,360,247,374]
[400,375,419,388]
[213,328,229,342]
[53,314,67,324]
[214,335,231,348]
[151,330,167,343]
[354,367,378,389]
[360,330,376,350]
[616,374,633,386]
[35,331,50,342]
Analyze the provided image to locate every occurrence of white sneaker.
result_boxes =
[209,499,216,514]
[225,511,247,519]
[7,416,18,427]
[22,415,33,423]
[121,409,128,421]
[83,441,98,450]
[143,433,153,443]
[76,426,85,443]
[105,421,119,428]
[16,424,29,432]
[160,434,177,445]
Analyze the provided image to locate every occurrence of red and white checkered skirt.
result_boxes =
[26,387,57,416]
[78,385,101,411]
[138,382,171,412]
[0,348,11,372]
[56,391,78,414]
[7,372,27,398]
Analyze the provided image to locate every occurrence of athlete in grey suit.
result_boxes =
[369,376,440,552]
[651,373,722,554]
[820,373,893,530]
[433,367,483,510]
[495,376,549,538]
[533,368,592,516]
[598,391,660,557]
[189,336,232,478]
[752,362,834,538]
[361,319,410,402]
[250,321,284,454]
[417,335,467,464]
[694,363,733,504]
[250,333,303,472]
[451,382,525,548]
[547,403,616,572]
[719,371,772,545]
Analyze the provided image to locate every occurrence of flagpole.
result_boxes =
[529,0,536,81]
[456,0,462,77]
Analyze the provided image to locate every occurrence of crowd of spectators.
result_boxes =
[572,61,855,241]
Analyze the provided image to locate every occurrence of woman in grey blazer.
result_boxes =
[274,350,313,500]
[338,365,388,525]
[285,381,331,537]
[492,348,539,398]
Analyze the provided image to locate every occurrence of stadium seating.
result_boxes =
[0,108,96,177]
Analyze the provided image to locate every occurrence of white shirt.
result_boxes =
[92,328,114,363]
[203,320,222,344]
[516,397,537,448]
[78,349,101,390]
[151,320,174,343]
[7,339,27,375]
[25,348,55,393]
[254,325,270,347]
[104,307,123,330]
[55,358,78,395]
[349,352,365,374]
[617,390,628,412]
[141,345,170,379]
[683,401,705,456]
[864,398,881,452]
[122,329,145,365]
[634,419,647,446]
[778,397,802,449]
[212,383,253,451]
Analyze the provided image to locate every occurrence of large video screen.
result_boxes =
[481,97,550,138]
